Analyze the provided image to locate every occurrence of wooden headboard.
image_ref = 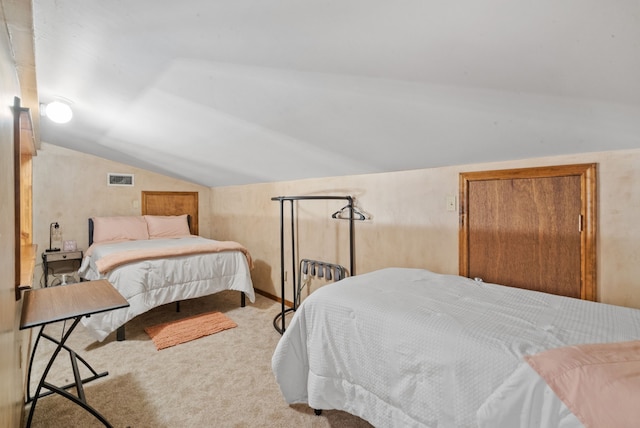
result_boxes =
[141,191,199,235]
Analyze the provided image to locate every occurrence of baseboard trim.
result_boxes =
[254,288,293,308]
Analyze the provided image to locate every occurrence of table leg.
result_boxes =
[25,317,112,428]
[25,325,45,403]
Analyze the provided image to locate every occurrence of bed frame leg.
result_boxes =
[116,326,125,341]
[241,292,246,307]
[314,409,322,416]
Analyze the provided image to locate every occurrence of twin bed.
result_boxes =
[78,214,255,341]
[272,267,640,427]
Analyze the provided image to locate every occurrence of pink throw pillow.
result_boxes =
[92,216,149,244]
[144,214,192,238]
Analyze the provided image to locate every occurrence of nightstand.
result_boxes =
[42,250,83,287]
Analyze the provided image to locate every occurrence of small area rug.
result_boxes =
[144,311,237,350]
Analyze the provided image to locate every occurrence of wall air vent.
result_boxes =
[107,173,134,186]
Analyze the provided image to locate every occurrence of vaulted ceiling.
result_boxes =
[33,1,640,187]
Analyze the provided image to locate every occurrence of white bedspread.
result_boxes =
[79,237,255,341]
[271,268,640,428]
[477,362,582,428]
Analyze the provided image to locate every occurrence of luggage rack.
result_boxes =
[296,259,346,310]
[273,258,347,334]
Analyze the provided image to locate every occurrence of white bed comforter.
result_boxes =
[271,268,640,428]
[79,237,255,341]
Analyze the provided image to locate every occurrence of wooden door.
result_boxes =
[459,164,597,300]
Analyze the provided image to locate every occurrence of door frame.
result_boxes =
[459,163,597,301]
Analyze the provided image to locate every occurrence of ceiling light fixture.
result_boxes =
[44,101,73,124]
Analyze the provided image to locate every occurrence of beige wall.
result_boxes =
[31,143,640,310]
[211,149,640,309]
[32,143,211,287]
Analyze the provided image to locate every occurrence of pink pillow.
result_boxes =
[144,214,191,238]
[92,216,149,244]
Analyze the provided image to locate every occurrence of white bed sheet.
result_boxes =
[79,237,255,341]
[271,268,640,428]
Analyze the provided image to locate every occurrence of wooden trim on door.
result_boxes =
[459,163,597,301]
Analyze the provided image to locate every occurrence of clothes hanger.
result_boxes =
[331,204,367,221]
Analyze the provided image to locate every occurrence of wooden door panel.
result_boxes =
[459,164,597,301]
[467,176,581,297]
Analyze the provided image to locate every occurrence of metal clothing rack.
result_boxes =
[271,195,356,334]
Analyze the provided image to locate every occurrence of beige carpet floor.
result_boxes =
[23,291,374,428]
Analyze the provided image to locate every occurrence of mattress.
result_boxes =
[79,237,255,341]
[271,267,640,428]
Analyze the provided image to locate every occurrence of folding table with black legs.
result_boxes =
[20,279,129,428]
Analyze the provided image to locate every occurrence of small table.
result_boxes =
[42,250,84,287]
[20,280,129,427]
